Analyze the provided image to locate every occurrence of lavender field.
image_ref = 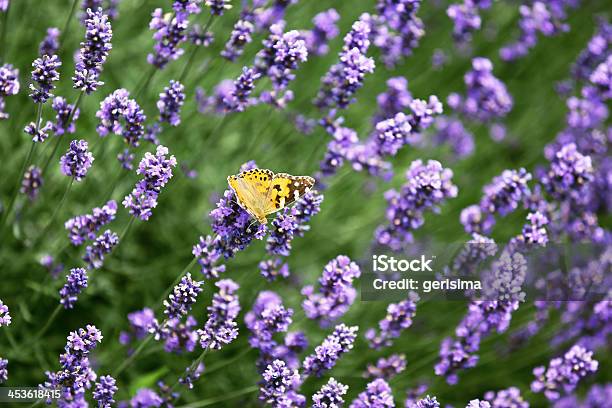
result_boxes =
[0,0,610,407]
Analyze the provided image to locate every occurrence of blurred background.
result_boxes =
[0,0,610,406]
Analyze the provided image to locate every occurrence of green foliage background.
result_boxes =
[0,0,610,406]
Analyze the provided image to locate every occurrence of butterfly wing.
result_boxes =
[227,169,274,219]
[264,173,315,215]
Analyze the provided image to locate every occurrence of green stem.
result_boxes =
[59,0,79,45]
[172,348,208,390]
[113,332,154,377]
[34,177,74,248]
[0,141,36,234]
[41,91,84,178]
[156,257,197,307]
[135,65,157,99]
[179,14,215,82]
[0,1,10,62]
[175,385,258,408]
[119,216,136,242]
[33,304,62,341]
[243,107,275,159]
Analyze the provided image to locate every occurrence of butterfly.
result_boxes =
[227,168,315,224]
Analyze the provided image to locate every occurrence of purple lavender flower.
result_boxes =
[0,63,20,120]
[205,0,231,15]
[303,9,340,56]
[245,291,294,370]
[20,165,43,201]
[29,54,61,104]
[482,387,528,408]
[40,255,63,278]
[192,235,226,279]
[120,307,156,346]
[197,279,240,349]
[148,9,188,69]
[315,14,375,110]
[162,316,199,354]
[59,268,88,309]
[96,88,146,146]
[542,143,593,205]
[410,395,440,408]
[265,209,298,256]
[0,300,11,327]
[434,116,475,158]
[448,57,512,122]
[0,0,7,12]
[500,1,572,61]
[24,120,52,143]
[259,359,304,407]
[39,27,60,56]
[123,145,177,220]
[158,80,185,126]
[163,272,203,320]
[375,160,458,251]
[130,388,163,407]
[302,255,361,326]
[118,148,135,170]
[479,168,532,227]
[83,229,119,269]
[173,0,202,15]
[590,54,612,99]
[521,211,549,247]
[65,200,117,245]
[531,344,599,401]
[209,189,267,258]
[93,375,118,408]
[188,23,214,46]
[435,301,518,384]
[73,8,113,94]
[227,66,261,112]
[466,400,491,408]
[80,1,121,22]
[51,96,80,135]
[312,377,348,408]
[482,252,527,302]
[374,76,412,124]
[259,258,289,281]
[366,297,418,349]
[221,19,253,61]
[350,378,394,408]
[0,358,6,384]
[365,354,407,380]
[303,324,358,378]
[60,139,94,181]
[255,24,308,93]
[447,1,482,44]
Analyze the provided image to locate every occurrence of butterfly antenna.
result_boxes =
[246,219,259,232]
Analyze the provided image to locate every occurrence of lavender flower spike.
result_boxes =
[163,272,203,320]
[259,360,305,407]
[60,139,94,181]
[0,300,11,327]
[303,324,358,378]
[20,165,43,201]
[93,375,118,408]
[206,0,231,16]
[0,63,20,120]
[531,344,599,401]
[158,80,185,126]
[73,8,113,94]
[59,268,88,309]
[83,230,119,269]
[123,145,177,220]
[197,279,241,349]
[0,358,6,384]
[312,377,348,408]
[39,27,61,57]
[349,378,394,408]
[29,54,61,104]
[148,9,188,69]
